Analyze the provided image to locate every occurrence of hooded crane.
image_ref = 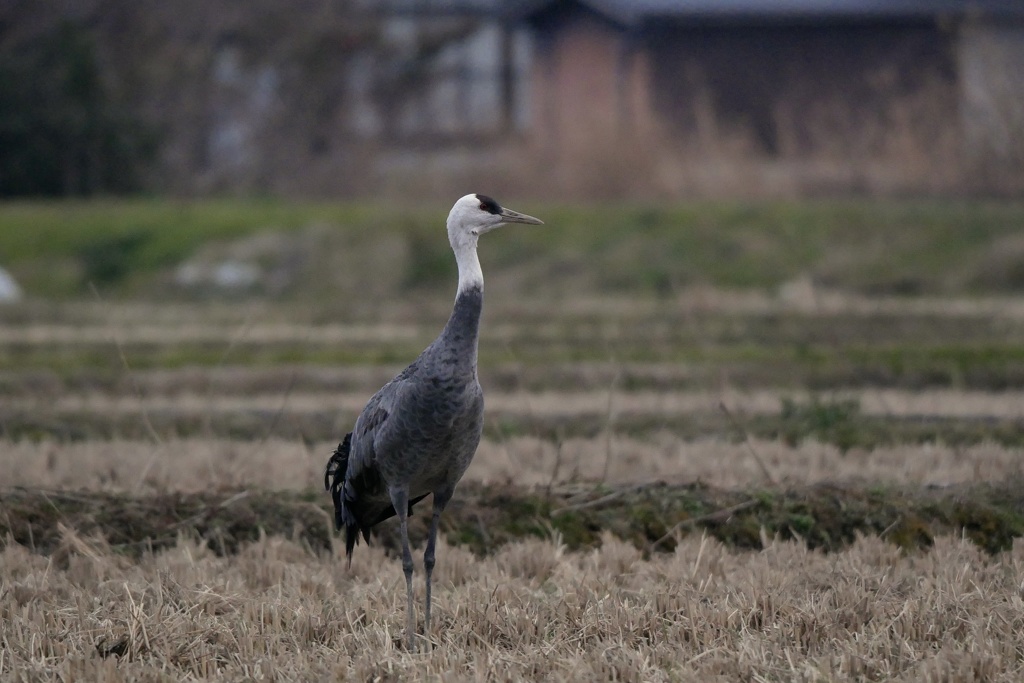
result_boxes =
[325,194,543,650]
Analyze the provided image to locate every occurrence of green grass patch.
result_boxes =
[3,198,1024,299]
[779,396,864,452]
[0,199,382,296]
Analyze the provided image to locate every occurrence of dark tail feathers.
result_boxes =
[324,433,350,530]
[324,433,366,560]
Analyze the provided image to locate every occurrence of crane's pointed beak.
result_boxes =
[499,207,544,225]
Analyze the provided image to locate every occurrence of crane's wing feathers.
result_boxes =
[348,372,409,479]
[358,403,389,438]
[325,366,430,560]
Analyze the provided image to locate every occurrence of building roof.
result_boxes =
[508,0,1024,25]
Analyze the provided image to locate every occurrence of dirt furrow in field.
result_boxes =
[3,480,1024,560]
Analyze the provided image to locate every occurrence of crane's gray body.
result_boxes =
[336,285,484,541]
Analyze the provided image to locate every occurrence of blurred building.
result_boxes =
[503,0,1024,195]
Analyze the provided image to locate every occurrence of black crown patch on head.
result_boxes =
[476,194,502,215]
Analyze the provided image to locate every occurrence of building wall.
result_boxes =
[644,22,958,158]
[525,6,665,197]
[530,9,625,161]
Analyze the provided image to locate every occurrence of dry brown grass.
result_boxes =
[518,66,1024,199]
[3,529,1023,681]
[2,433,1021,495]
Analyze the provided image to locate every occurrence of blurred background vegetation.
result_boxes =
[0,19,156,196]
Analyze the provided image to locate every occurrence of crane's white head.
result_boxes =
[447,193,543,252]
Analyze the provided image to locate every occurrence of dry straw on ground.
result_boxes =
[2,529,1023,681]
[3,435,1021,494]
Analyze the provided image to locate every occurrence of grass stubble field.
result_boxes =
[3,200,1024,681]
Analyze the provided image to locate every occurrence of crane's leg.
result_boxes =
[423,490,452,646]
[389,487,416,650]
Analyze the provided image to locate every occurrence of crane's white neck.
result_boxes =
[453,237,483,296]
